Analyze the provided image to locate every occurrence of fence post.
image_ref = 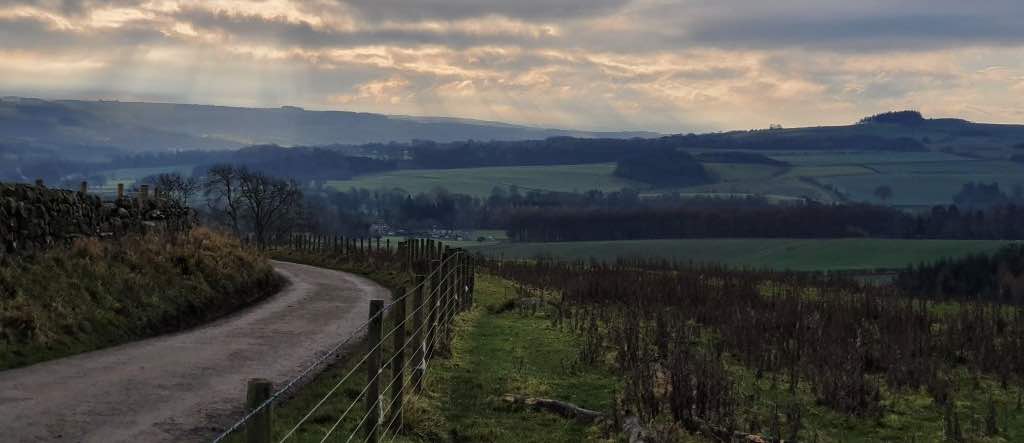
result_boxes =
[79,181,88,195]
[458,253,466,311]
[366,299,384,443]
[427,260,441,359]
[117,183,124,200]
[246,378,273,443]
[411,274,427,392]
[442,248,453,342]
[469,256,476,307]
[390,286,407,431]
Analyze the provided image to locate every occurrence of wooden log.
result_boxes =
[501,394,605,424]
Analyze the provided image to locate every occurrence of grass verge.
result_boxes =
[396,274,619,442]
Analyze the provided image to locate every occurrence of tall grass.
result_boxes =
[0,227,285,369]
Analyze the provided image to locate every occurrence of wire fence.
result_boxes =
[211,236,476,443]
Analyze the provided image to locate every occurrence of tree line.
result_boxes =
[896,244,1024,304]
[501,203,1024,241]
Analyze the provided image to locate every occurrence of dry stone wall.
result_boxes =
[0,182,195,260]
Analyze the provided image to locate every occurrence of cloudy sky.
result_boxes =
[2,0,1024,132]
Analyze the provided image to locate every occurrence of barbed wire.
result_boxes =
[279,259,462,441]
[212,244,468,443]
[327,292,459,443]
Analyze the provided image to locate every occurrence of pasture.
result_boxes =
[328,163,641,197]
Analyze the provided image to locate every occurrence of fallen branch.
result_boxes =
[501,394,605,423]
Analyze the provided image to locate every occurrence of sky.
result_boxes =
[2,0,1024,133]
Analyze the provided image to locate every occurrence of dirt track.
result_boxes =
[0,261,389,443]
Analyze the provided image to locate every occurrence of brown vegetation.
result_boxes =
[0,227,284,369]
[486,258,1024,438]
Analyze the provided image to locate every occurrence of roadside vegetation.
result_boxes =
[0,228,284,369]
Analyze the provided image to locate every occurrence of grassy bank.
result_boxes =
[0,228,284,370]
[468,238,1017,271]
[399,274,618,442]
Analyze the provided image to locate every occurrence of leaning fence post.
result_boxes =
[366,299,384,443]
[411,274,427,392]
[246,378,273,443]
[390,286,407,431]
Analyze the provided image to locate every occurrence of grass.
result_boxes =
[467,238,1019,271]
[822,173,1024,206]
[329,163,643,198]
[402,274,619,442]
[764,151,968,166]
[248,254,618,443]
[0,228,284,370]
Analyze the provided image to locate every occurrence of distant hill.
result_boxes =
[0,97,657,161]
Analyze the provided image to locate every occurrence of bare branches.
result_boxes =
[237,168,303,247]
[141,173,200,206]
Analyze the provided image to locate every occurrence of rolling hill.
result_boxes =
[0,96,655,161]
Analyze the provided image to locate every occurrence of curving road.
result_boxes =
[0,261,389,443]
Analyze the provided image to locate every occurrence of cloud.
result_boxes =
[1,0,1024,132]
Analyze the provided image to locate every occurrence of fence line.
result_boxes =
[212,236,476,443]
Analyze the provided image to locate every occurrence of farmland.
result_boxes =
[323,147,1024,208]
[328,163,640,198]
[467,238,1018,271]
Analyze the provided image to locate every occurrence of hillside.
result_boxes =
[0,97,654,161]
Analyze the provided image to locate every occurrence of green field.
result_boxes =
[467,238,1018,271]
[328,163,642,198]
[822,172,1024,207]
[326,150,1024,207]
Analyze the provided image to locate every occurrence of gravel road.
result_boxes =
[0,261,389,442]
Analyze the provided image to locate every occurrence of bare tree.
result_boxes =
[203,164,243,236]
[237,168,303,247]
[874,185,894,203]
[142,173,200,206]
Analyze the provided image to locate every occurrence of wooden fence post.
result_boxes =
[442,248,453,342]
[390,287,407,430]
[117,183,124,200]
[79,181,88,195]
[366,299,384,443]
[246,378,273,443]
[427,260,441,359]
[411,274,427,392]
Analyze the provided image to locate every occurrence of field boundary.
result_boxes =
[212,236,475,443]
